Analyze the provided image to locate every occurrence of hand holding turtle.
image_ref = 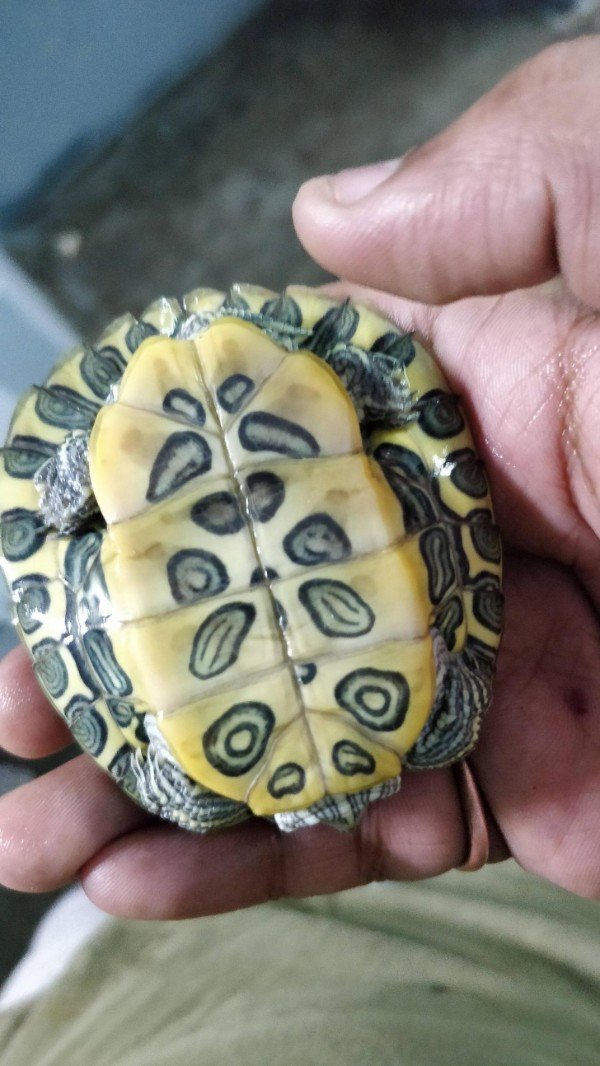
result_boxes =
[0,39,598,915]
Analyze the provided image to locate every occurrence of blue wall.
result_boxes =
[0,0,264,218]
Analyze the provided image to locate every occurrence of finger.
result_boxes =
[0,647,73,758]
[474,554,600,901]
[321,280,600,593]
[294,39,600,308]
[83,768,463,919]
[0,754,150,893]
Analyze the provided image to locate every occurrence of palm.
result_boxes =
[0,280,598,915]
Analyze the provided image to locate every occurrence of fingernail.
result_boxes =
[329,157,402,204]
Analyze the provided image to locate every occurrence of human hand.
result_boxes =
[0,39,598,916]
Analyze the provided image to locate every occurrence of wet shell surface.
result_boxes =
[0,285,503,832]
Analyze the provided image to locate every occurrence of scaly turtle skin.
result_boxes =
[0,285,503,832]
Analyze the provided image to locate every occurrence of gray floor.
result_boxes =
[1,0,599,983]
[6,1,599,338]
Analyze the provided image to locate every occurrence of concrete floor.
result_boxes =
[1,0,599,984]
[6,1,599,337]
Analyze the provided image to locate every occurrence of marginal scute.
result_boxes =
[32,638,69,699]
[3,436,57,479]
[12,573,51,634]
[35,386,99,431]
[418,389,465,439]
[80,346,127,400]
[0,287,502,833]
[1,509,46,562]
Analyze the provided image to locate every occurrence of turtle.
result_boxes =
[0,284,503,833]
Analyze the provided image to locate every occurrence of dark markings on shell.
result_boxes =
[35,386,99,430]
[146,431,212,503]
[332,739,376,777]
[419,526,456,606]
[436,594,464,651]
[107,746,139,798]
[267,762,306,798]
[372,443,437,534]
[418,390,465,439]
[125,320,159,354]
[373,442,428,482]
[1,509,46,562]
[238,412,320,459]
[260,294,302,327]
[283,513,351,567]
[370,331,416,369]
[335,668,409,731]
[245,470,285,523]
[78,557,111,630]
[203,701,275,777]
[3,436,57,478]
[447,524,471,585]
[64,531,102,590]
[83,629,133,697]
[250,565,279,585]
[217,374,254,415]
[191,491,245,535]
[295,662,317,685]
[163,389,206,426]
[471,576,504,635]
[447,448,488,499]
[298,578,374,638]
[469,509,502,565]
[32,638,68,699]
[190,602,256,680]
[80,346,127,399]
[12,574,51,634]
[303,299,359,358]
[382,474,436,535]
[106,698,149,744]
[463,634,497,679]
[167,548,230,604]
[64,695,108,757]
[106,697,135,728]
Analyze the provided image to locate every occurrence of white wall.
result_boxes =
[0,0,265,217]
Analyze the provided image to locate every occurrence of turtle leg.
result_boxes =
[133,717,251,832]
[274,776,402,833]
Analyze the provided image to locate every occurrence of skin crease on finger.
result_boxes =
[2,39,600,914]
[80,769,465,920]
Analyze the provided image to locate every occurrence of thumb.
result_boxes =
[293,39,600,308]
